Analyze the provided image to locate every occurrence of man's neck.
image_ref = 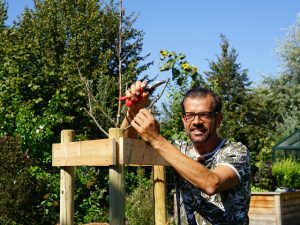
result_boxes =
[193,136,223,156]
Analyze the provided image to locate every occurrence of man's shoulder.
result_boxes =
[220,140,248,155]
[215,140,251,180]
[212,140,250,168]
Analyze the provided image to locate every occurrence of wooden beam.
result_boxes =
[52,137,169,166]
[52,139,116,166]
[119,138,169,166]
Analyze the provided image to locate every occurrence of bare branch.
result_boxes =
[84,108,109,137]
[78,65,92,112]
[146,78,170,110]
[116,0,123,127]
[89,93,117,126]
[77,64,117,135]
[120,36,143,63]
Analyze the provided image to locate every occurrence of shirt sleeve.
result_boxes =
[215,142,250,183]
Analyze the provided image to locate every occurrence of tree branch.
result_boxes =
[120,37,143,63]
[116,0,123,127]
[84,108,109,137]
[77,64,117,134]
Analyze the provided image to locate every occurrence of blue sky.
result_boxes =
[6,1,300,86]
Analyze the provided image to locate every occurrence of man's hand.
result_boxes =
[125,81,149,114]
[121,81,149,138]
[131,109,161,143]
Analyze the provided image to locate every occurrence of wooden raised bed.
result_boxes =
[249,191,300,225]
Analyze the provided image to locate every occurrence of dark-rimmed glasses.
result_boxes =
[183,111,217,122]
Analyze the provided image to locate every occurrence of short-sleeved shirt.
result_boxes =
[176,140,251,225]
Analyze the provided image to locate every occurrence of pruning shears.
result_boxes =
[118,80,167,107]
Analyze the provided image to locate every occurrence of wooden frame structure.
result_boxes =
[249,191,300,225]
[52,129,169,225]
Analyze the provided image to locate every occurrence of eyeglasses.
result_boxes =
[183,111,217,122]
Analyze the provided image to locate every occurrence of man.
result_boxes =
[121,81,251,225]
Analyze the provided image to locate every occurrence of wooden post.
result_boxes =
[275,194,282,225]
[109,128,125,225]
[154,165,167,225]
[60,130,75,225]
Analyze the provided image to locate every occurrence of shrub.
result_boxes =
[0,136,45,225]
[252,160,276,191]
[125,167,154,225]
[272,158,300,189]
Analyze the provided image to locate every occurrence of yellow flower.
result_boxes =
[160,50,167,57]
[181,63,189,70]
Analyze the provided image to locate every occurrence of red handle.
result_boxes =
[118,87,144,107]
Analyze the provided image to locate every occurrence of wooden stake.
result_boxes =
[109,128,125,225]
[154,165,167,225]
[60,130,75,225]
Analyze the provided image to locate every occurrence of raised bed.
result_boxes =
[249,191,300,225]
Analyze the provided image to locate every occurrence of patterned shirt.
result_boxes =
[176,140,251,225]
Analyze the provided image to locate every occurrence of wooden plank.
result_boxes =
[283,218,300,225]
[120,138,170,166]
[249,207,274,214]
[275,194,282,225]
[250,195,275,201]
[60,130,75,225]
[282,204,300,213]
[249,213,276,221]
[282,211,300,225]
[282,191,300,200]
[282,199,300,207]
[250,199,275,208]
[52,139,116,166]
[249,220,275,225]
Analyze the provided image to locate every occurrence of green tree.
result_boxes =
[263,14,300,139]
[0,0,150,223]
[0,0,7,29]
[0,0,150,147]
[204,35,279,189]
[277,14,300,84]
[0,0,150,158]
[205,34,252,143]
[250,15,300,190]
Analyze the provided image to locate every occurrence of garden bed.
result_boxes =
[249,191,300,225]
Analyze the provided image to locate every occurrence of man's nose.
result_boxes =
[193,115,204,124]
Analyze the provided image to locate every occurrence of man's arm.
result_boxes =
[131,109,240,196]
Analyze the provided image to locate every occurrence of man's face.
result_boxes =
[182,96,222,145]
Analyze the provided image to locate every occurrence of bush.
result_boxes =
[272,158,300,189]
[125,167,154,225]
[252,160,276,191]
[0,136,45,225]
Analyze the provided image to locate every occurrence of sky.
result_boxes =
[6,1,300,86]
